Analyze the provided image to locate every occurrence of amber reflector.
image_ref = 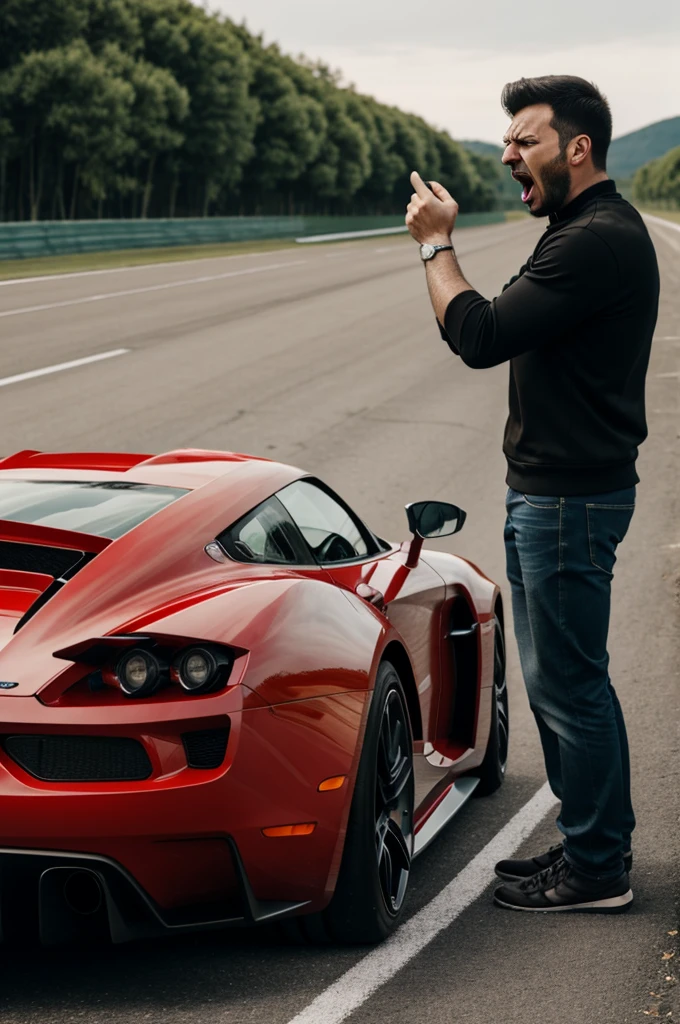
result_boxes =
[262,823,316,838]
[318,775,347,792]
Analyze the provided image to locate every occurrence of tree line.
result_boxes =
[0,0,501,222]
[633,146,680,208]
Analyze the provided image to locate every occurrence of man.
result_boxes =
[405,75,659,913]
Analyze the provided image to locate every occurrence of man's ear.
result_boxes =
[570,134,592,167]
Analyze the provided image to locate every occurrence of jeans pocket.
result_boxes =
[521,493,560,509]
[586,504,635,577]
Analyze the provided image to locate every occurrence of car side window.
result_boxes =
[277,479,372,564]
[218,497,311,565]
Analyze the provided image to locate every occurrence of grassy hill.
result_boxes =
[608,117,680,179]
[461,140,504,160]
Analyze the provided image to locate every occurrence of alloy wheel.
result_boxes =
[494,621,509,774]
[374,687,413,915]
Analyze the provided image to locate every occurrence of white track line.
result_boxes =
[297,226,408,243]
[285,782,558,1024]
[0,348,129,387]
[0,259,307,319]
[0,247,305,288]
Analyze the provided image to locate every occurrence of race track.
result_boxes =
[0,215,678,1024]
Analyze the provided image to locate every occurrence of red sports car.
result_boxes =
[0,448,508,945]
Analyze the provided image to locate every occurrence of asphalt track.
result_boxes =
[0,216,678,1024]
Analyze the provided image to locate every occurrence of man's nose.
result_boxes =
[502,143,519,166]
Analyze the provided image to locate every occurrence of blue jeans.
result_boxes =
[504,486,636,880]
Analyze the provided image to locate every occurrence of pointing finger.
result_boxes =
[410,170,431,199]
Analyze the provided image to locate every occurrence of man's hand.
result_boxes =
[405,171,459,244]
[405,171,473,323]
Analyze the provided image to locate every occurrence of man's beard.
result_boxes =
[529,153,571,217]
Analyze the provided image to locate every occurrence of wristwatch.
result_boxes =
[419,243,453,261]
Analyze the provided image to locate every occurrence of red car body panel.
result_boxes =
[0,449,502,941]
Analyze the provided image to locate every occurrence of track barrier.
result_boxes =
[0,212,507,261]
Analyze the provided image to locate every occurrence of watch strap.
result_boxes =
[420,243,453,261]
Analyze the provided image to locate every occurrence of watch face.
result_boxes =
[420,243,435,261]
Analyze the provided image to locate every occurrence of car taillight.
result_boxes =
[174,646,233,694]
[115,648,167,698]
[49,635,242,705]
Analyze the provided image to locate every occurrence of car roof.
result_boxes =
[0,448,297,491]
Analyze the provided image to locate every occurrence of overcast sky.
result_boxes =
[200,0,679,144]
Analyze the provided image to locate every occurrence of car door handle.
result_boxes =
[447,623,478,638]
[355,583,386,612]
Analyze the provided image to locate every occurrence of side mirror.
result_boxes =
[406,500,466,539]
[404,501,466,568]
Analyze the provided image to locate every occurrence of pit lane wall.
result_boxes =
[0,212,506,261]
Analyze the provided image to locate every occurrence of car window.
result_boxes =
[218,497,310,565]
[277,479,371,563]
[0,479,188,539]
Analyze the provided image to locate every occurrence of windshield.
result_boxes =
[0,480,188,539]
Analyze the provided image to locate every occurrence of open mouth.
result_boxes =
[512,171,535,204]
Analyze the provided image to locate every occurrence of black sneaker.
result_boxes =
[493,858,633,914]
[495,843,633,881]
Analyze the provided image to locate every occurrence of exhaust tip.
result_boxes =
[63,870,104,916]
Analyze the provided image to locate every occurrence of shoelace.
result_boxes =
[520,855,570,892]
[517,847,562,892]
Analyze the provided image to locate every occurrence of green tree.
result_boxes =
[0,72,18,221]
[6,40,134,219]
[102,44,188,217]
[0,0,497,220]
[0,0,87,72]
[234,37,326,213]
[286,77,371,211]
[434,132,496,211]
[351,102,406,213]
[633,146,680,207]
[84,0,144,58]
[136,0,256,215]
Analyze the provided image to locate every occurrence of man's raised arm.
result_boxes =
[406,170,617,369]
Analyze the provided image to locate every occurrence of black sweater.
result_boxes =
[439,181,660,495]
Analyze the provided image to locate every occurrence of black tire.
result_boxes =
[473,615,509,797]
[306,660,415,944]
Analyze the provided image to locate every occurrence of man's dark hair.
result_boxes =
[501,76,612,170]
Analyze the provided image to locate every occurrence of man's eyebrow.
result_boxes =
[503,132,539,145]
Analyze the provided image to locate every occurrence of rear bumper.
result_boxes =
[0,842,308,945]
[0,690,369,938]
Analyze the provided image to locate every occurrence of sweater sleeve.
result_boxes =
[437,259,530,355]
[442,227,618,369]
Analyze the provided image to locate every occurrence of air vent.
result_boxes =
[0,541,83,578]
[3,734,152,782]
[182,727,230,769]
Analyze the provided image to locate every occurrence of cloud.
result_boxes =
[201,2,679,141]
[309,40,680,142]
[210,0,678,51]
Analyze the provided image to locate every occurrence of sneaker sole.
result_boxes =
[493,889,634,913]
